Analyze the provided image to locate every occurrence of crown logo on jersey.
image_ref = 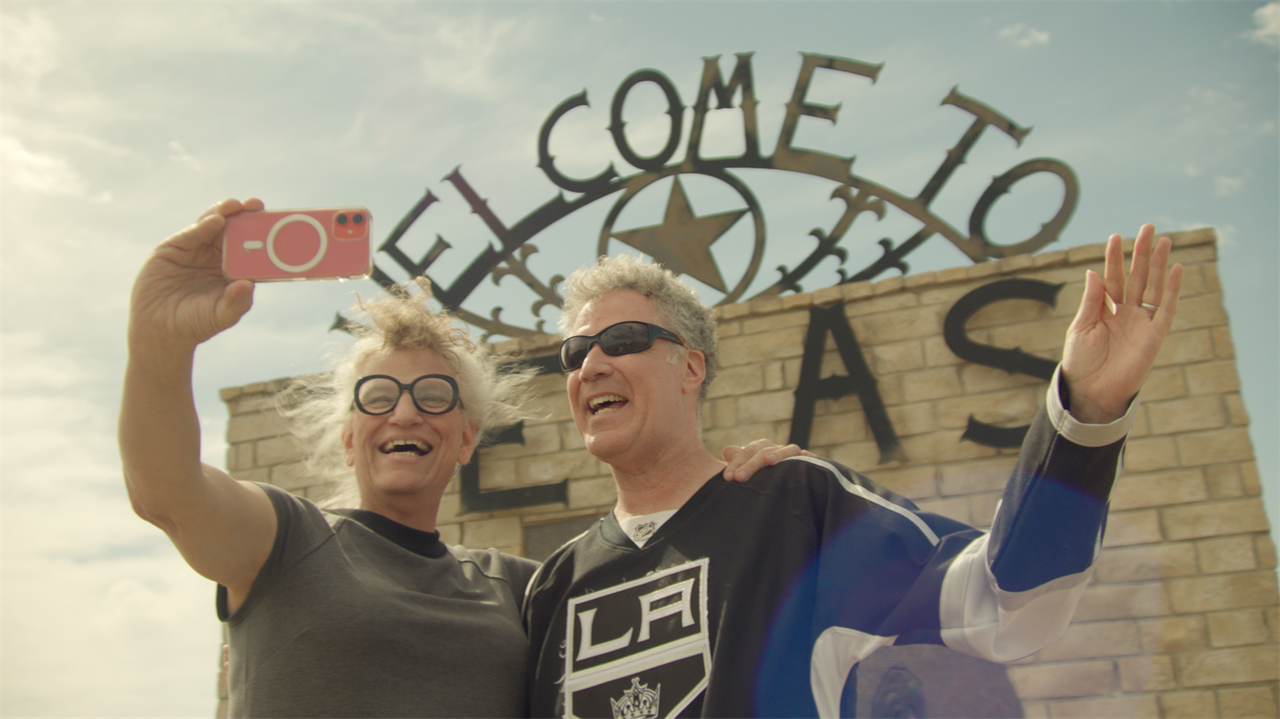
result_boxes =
[610,677,661,719]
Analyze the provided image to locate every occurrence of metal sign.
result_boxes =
[342,51,1078,340]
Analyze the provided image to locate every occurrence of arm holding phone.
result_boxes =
[118,198,276,611]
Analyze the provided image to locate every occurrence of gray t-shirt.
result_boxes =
[219,483,538,718]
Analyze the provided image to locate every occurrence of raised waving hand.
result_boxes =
[1061,224,1184,424]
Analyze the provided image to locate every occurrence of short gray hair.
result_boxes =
[280,278,536,508]
[558,255,718,399]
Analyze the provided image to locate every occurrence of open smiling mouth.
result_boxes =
[380,440,432,456]
[589,394,628,415]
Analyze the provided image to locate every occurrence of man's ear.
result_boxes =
[456,419,479,467]
[681,348,707,395]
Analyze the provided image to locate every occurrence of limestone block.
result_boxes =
[1109,468,1208,511]
[519,450,598,484]
[1140,366,1188,402]
[254,436,303,467]
[1073,582,1172,621]
[900,366,962,403]
[913,496,972,526]
[712,397,737,429]
[1175,645,1279,687]
[1100,509,1164,547]
[482,422,561,460]
[437,523,461,546]
[1198,535,1260,574]
[868,339,926,375]
[1259,536,1277,570]
[1042,695,1159,718]
[736,390,796,424]
[939,458,1019,496]
[1148,396,1227,435]
[568,477,617,510]
[1139,615,1208,654]
[1121,436,1180,473]
[847,305,945,345]
[1117,654,1178,692]
[922,335,964,367]
[1157,691,1219,719]
[1162,498,1270,540]
[1207,608,1269,648]
[1095,543,1198,583]
[958,363,1047,394]
[474,458,519,490]
[763,361,785,391]
[935,387,1041,430]
[1225,394,1249,426]
[1167,571,1280,614]
[741,309,811,335]
[1185,359,1241,395]
[717,326,808,367]
[885,402,937,438]
[863,465,937,500]
[845,292,920,320]
[1034,620,1141,662]
[1155,329,1216,367]
[1217,686,1278,719]
[966,296,1056,329]
[808,412,868,447]
[227,411,291,444]
[461,517,522,549]
[1205,464,1246,500]
[1169,293,1228,331]
[1211,325,1236,359]
[1006,660,1118,700]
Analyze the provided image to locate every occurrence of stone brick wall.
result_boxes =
[218,228,1278,718]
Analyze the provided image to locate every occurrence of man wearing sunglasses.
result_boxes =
[524,225,1183,719]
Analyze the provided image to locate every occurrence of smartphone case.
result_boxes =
[223,207,373,281]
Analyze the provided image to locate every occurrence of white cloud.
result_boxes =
[1243,2,1279,46]
[0,8,58,87]
[167,140,203,171]
[0,135,87,195]
[999,23,1050,48]
[1215,176,1245,196]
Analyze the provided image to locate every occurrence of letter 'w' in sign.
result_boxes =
[564,560,710,719]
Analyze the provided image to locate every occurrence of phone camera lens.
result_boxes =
[353,213,365,224]
[337,214,348,225]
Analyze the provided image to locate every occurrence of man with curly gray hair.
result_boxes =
[525,229,1184,718]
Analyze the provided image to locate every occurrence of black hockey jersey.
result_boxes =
[524,378,1127,718]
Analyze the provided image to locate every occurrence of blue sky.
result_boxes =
[2,2,1276,716]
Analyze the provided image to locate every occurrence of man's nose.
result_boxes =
[577,342,613,379]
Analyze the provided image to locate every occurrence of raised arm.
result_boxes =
[118,198,276,608]
[1061,224,1183,423]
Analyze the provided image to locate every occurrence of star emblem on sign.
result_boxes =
[610,177,748,293]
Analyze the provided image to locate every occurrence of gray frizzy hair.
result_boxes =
[558,254,718,399]
[278,278,537,508]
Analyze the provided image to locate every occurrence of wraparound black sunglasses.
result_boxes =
[559,321,686,371]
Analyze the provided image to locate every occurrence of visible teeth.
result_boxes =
[589,394,626,413]
[380,439,431,455]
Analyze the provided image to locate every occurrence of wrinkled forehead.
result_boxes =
[571,290,663,335]
[357,346,455,381]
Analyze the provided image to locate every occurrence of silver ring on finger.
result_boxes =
[1140,302,1159,312]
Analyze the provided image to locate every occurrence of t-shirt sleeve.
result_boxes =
[216,483,335,622]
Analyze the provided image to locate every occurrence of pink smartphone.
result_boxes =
[222,207,373,281]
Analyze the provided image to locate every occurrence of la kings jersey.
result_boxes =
[524,375,1130,718]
